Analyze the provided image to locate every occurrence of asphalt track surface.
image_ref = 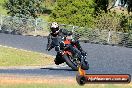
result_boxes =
[0,33,132,77]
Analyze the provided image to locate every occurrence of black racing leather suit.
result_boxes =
[46,29,85,64]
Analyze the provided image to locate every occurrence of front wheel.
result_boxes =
[63,54,78,71]
[63,54,89,71]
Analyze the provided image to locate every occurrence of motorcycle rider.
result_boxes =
[46,22,86,65]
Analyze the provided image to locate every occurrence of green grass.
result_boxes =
[0,5,7,15]
[0,83,131,88]
[0,0,6,3]
[39,14,50,22]
[0,0,7,15]
[0,46,53,66]
[0,0,52,21]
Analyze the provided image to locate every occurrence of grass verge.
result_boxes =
[0,75,131,88]
[0,45,54,66]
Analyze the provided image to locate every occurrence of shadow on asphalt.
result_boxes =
[40,67,76,72]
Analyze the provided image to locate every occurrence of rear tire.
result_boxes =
[81,60,89,70]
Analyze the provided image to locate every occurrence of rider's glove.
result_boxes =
[46,44,51,51]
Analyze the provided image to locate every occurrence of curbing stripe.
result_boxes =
[0,64,68,70]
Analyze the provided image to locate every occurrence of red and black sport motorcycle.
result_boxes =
[55,35,89,71]
[48,36,89,70]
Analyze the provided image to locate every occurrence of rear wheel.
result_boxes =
[81,59,89,70]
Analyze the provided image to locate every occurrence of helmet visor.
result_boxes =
[51,28,59,33]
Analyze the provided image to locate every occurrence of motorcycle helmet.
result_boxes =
[50,22,59,34]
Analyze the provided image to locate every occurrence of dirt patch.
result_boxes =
[0,75,76,85]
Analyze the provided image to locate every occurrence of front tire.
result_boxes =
[63,54,89,70]
[63,54,78,71]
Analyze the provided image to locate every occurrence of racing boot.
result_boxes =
[54,53,64,65]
